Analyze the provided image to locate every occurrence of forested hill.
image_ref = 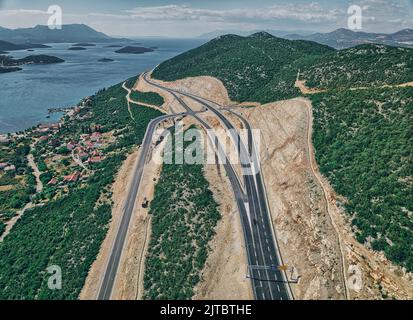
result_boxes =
[301,44,413,90]
[152,32,334,103]
[153,35,413,103]
[153,35,413,274]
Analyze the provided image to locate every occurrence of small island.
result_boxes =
[0,66,22,73]
[72,43,96,47]
[68,46,87,51]
[115,46,154,54]
[0,54,64,73]
[17,55,65,64]
[105,45,123,48]
[98,58,114,62]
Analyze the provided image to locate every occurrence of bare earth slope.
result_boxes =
[238,100,346,299]
[236,98,413,300]
[148,73,412,299]
[82,73,412,300]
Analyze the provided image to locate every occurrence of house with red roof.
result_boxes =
[48,178,58,185]
[64,171,80,183]
[0,162,9,170]
[89,156,104,164]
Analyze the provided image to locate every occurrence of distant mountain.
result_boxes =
[285,28,413,49]
[0,24,128,44]
[0,40,50,51]
[198,29,315,39]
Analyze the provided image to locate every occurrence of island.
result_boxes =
[98,58,114,62]
[0,66,22,73]
[72,43,96,47]
[0,54,64,73]
[115,46,154,54]
[105,45,123,48]
[68,46,87,51]
[17,55,65,65]
[0,40,50,52]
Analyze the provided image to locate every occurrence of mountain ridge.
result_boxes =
[285,28,413,49]
[199,28,413,49]
[0,24,129,44]
[153,33,412,103]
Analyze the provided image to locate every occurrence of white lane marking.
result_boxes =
[244,201,253,231]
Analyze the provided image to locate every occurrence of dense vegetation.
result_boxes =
[144,127,220,300]
[0,140,35,226]
[154,34,413,273]
[311,87,413,271]
[130,90,165,107]
[0,81,162,299]
[153,32,334,103]
[302,44,413,90]
[0,222,5,237]
[153,35,413,102]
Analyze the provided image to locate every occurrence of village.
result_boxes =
[0,96,119,236]
[29,104,117,198]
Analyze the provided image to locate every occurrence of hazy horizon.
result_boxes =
[0,0,412,37]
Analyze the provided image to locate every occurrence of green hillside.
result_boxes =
[311,87,413,271]
[0,80,162,299]
[302,44,413,90]
[153,32,334,103]
[154,35,413,273]
[154,36,413,103]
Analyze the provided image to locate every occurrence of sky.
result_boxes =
[0,0,412,37]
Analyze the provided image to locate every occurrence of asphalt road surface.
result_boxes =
[97,113,182,300]
[143,72,292,300]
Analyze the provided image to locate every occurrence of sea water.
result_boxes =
[0,38,204,134]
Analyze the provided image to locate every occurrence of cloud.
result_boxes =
[0,9,48,16]
[0,1,411,36]
[351,0,413,30]
[124,3,342,23]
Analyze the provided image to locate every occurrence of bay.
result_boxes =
[0,38,205,134]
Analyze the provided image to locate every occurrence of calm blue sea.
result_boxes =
[0,38,205,134]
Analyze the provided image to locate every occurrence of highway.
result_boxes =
[97,113,183,300]
[143,72,292,300]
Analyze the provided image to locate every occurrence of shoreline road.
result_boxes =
[143,72,293,300]
[97,113,184,300]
